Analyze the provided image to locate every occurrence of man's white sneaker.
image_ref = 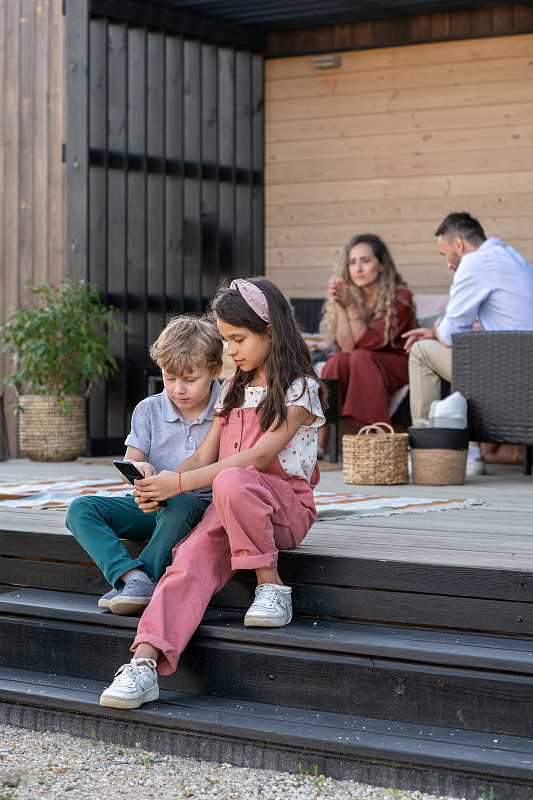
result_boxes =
[466,456,486,476]
[244,583,293,628]
[100,658,159,709]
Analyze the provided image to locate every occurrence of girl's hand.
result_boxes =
[133,470,180,506]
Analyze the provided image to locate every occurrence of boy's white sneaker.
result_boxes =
[100,658,159,709]
[244,583,293,628]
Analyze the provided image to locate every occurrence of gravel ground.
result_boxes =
[0,724,486,800]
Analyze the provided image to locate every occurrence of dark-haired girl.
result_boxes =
[318,234,416,455]
[100,277,326,709]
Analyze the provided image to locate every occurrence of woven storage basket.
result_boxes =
[408,426,470,486]
[342,422,409,485]
[18,395,87,462]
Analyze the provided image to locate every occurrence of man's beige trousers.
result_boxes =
[408,339,452,426]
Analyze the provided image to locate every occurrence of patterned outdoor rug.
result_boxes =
[0,478,130,508]
[0,479,484,518]
[314,492,485,520]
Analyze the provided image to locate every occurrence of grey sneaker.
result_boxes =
[244,583,293,628]
[109,575,156,616]
[100,658,159,709]
[98,587,120,611]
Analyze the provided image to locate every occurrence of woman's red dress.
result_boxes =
[321,287,415,427]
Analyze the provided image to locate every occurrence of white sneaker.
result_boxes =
[100,658,159,709]
[244,583,293,628]
[466,456,486,476]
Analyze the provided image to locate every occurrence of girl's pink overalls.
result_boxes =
[131,406,319,674]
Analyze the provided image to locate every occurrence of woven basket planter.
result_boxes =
[342,422,409,485]
[18,395,87,462]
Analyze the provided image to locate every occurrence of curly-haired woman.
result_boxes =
[318,234,417,456]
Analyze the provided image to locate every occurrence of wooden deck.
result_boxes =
[1,457,531,570]
[312,462,533,569]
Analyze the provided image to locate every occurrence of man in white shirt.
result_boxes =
[403,212,533,428]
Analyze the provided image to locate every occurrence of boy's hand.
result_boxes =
[133,495,159,514]
[129,461,156,478]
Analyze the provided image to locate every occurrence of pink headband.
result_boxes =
[230,279,270,322]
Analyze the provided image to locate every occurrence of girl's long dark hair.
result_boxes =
[212,277,328,432]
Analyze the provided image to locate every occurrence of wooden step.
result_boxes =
[3,586,533,673]
[2,520,533,634]
[1,666,532,799]
[2,587,533,738]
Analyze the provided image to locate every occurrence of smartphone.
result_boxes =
[113,460,167,507]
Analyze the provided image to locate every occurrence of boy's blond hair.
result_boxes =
[150,316,223,376]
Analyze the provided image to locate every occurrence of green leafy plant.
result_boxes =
[1,279,124,407]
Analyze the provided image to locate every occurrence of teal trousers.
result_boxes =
[65,492,209,589]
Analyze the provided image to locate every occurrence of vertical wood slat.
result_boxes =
[66,0,89,285]
[164,33,184,316]
[126,25,149,413]
[183,39,202,313]
[48,0,66,288]
[146,29,165,348]
[218,46,236,281]
[20,0,34,288]
[33,0,49,286]
[201,42,220,305]
[105,21,127,439]
[87,16,108,440]
[0,0,66,456]
[1,1,22,457]
[251,52,265,278]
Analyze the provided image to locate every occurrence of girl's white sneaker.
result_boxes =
[100,658,159,709]
[244,583,293,627]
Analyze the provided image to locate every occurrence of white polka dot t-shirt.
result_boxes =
[215,378,325,483]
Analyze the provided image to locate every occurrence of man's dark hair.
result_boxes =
[435,212,486,244]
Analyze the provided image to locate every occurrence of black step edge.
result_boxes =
[0,666,532,796]
[1,586,533,674]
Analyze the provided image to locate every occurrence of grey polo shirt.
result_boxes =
[124,381,221,501]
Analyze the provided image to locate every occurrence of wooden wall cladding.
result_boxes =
[264,33,533,298]
[0,0,66,456]
[267,4,533,57]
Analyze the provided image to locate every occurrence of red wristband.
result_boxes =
[178,472,182,494]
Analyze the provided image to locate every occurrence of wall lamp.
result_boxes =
[311,55,342,70]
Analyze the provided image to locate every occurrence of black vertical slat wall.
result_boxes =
[66,2,264,454]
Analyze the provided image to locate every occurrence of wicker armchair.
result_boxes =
[451,332,533,475]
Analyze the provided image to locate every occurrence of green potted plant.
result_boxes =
[0,279,123,461]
